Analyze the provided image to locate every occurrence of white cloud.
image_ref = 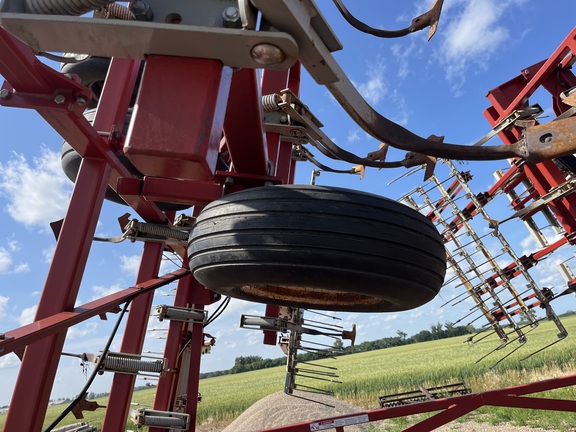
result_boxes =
[436,0,526,93]
[67,322,98,340]
[0,147,72,229]
[390,40,421,80]
[120,254,140,276]
[19,305,37,326]
[42,244,56,263]
[91,283,123,300]
[12,262,30,274]
[0,245,30,274]
[353,58,387,106]
[0,296,9,319]
[0,247,12,273]
[7,239,20,252]
[347,129,361,144]
[0,353,20,369]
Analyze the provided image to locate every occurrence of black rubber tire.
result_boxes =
[187,185,446,312]
[61,57,111,109]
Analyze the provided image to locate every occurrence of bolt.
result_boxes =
[0,89,10,100]
[290,129,303,137]
[222,6,239,21]
[76,96,87,107]
[540,133,553,144]
[130,0,153,21]
[54,94,66,105]
[280,115,288,123]
[523,69,530,75]
[131,0,146,12]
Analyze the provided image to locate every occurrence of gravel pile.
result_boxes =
[222,391,372,432]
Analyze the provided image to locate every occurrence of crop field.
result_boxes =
[1,314,576,431]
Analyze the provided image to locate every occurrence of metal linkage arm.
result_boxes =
[253,0,576,163]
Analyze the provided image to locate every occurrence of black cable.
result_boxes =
[294,146,358,174]
[205,296,231,327]
[44,296,136,432]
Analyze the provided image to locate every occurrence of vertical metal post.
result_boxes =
[180,278,215,432]
[184,310,205,432]
[150,274,195,419]
[4,157,110,432]
[101,242,164,431]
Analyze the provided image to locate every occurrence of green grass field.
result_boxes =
[2,315,576,431]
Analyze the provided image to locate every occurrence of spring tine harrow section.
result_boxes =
[400,158,573,364]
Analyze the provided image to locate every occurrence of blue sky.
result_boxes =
[1,0,576,406]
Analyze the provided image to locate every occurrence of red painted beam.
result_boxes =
[0,270,188,357]
[224,68,269,176]
[124,56,232,182]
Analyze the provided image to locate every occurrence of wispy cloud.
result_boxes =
[435,0,526,94]
[18,305,37,326]
[0,246,29,274]
[347,129,361,144]
[353,58,388,106]
[0,147,72,229]
[120,254,141,276]
[0,247,12,274]
[91,283,123,300]
[0,296,8,320]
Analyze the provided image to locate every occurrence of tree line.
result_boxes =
[199,322,475,379]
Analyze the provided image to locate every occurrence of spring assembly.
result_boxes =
[262,93,281,111]
[94,3,135,20]
[135,222,188,241]
[102,354,164,374]
[25,0,116,16]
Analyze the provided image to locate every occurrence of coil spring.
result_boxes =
[95,3,134,20]
[25,0,116,15]
[140,415,187,428]
[136,223,188,241]
[104,355,164,374]
[262,93,281,112]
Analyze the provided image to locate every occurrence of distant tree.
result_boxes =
[430,323,444,340]
[397,330,408,342]
[412,330,432,343]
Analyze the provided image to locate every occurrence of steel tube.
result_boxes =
[4,157,109,432]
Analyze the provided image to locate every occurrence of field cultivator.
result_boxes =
[0,0,576,431]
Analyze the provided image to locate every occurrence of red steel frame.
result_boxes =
[0,16,575,432]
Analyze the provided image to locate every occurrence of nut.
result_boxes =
[0,89,11,100]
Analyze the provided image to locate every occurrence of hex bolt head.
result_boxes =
[222,6,239,21]
[54,94,66,105]
[76,96,88,107]
[131,0,146,12]
[0,89,10,100]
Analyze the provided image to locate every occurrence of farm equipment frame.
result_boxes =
[0,1,576,431]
